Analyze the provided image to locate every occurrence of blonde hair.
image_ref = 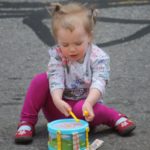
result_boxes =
[49,2,97,39]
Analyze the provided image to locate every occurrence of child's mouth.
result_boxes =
[70,54,78,58]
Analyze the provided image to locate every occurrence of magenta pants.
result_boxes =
[20,72,123,128]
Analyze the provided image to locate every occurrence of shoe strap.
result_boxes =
[17,122,34,129]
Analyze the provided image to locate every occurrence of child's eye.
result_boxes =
[62,44,69,47]
[75,42,82,46]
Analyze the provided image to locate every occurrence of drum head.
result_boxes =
[47,119,88,134]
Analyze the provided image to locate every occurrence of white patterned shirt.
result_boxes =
[47,44,110,101]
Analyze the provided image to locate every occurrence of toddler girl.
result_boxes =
[15,2,136,143]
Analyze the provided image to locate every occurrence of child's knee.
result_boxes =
[32,72,48,87]
[72,100,84,119]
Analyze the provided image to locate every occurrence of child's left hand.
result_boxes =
[82,101,95,122]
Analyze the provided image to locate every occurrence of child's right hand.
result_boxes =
[53,99,71,117]
[82,101,95,122]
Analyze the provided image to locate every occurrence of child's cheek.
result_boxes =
[62,49,68,56]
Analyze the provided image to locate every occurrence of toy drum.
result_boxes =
[47,119,89,150]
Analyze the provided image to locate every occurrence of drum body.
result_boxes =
[47,119,89,150]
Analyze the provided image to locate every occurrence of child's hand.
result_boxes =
[53,99,71,117]
[82,101,95,122]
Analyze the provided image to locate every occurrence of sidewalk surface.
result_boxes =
[0,0,150,150]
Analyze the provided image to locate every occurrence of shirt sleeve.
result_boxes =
[90,52,110,96]
[47,47,65,93]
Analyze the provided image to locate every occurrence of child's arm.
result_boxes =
[83,48,110,121]
[83,88,102,122]
[86,88,102,106]
[47,47,71,116]
[51,89,71,117]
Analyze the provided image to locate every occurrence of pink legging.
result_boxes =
[20,72,123,128]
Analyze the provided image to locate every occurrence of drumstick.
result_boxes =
[69,110,80,122]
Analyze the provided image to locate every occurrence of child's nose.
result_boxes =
[69,46,76,52]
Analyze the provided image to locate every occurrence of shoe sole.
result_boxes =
[15,137,33,144]
[119,125,136,136]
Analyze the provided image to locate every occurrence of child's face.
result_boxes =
[56,25,91,62]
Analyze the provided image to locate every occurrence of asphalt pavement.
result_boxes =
[0,0,150,150]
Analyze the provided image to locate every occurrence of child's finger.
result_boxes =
[64,110,69,116]
[85,116,94,122]
[84,110,94,122]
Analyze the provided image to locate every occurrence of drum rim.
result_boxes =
[47,119,89,134]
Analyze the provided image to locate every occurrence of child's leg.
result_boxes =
[72,100,136,135]
[42,99,76,122]
[20,72,50,126]
[72,100,123,127]
[15,72,52,143]
[42,95,66,122]
[92,103,136,135]
[90,102,123,127]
